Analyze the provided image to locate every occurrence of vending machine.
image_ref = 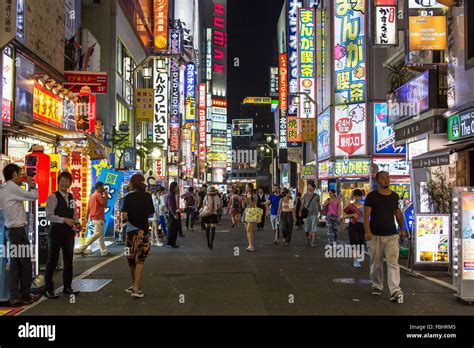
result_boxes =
[452,187,474,303]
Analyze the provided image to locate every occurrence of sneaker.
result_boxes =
[101,251,111,256]
[246,246,255,252]
[371,287,382,296]
[156,241,164,247]
[353,260,361,268]
[125,286,133,293]
[311,242,316,248]
[390,291,404,303]
[131,289,144,298]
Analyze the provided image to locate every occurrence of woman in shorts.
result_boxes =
[121,174,155,298]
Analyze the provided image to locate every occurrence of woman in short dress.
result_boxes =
[201,187,221,250]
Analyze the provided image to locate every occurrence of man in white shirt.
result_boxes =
[0,164,40,306]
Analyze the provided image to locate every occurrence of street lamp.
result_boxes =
[152,148,162,158]
[141,66,152,80]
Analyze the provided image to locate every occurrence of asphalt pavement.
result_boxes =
[20,215,473,315]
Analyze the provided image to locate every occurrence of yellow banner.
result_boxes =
[301,118,316,142]
[243,97,272,104]
[134,88,154,122]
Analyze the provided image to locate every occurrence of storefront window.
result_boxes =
[116,39,135,107]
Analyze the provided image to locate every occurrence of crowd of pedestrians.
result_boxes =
[0,163,405,304]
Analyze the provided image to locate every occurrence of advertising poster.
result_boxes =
[153,0,169,52]
[153,59,169,150]
[134,88,154,123]
[2,46,13,124]
[298,8,316,119]
[287,0,303,115]
[318,160,333,179]
[288,117,302,144]
[279,53,288,149]
[301,165,317,180]
[391,183,411,201]
[461,192,474,279]
[98,168,124,237]
[301,118,316,142]
[415,214,450,264]
[333,159,370,177]
[14,54,35,125]
[270,67,279,97]
[409,16,446,51]
[372,158,409,176]
[185,63,196,123]
[317,111,330,160]
[335,103,367,157]
[375,6,397,45]
[232,119,253,137]
[334,0,366,107]
[374,102,406,154]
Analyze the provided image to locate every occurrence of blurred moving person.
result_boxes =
[76,181,110,256]
[199,187,221,250]
[343,189,365,268]
[300,182,321,247]
[278,188,296,246]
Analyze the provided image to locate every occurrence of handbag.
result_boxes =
[245,207,263,223]
[301,194,316,219]
[199,196,215,218]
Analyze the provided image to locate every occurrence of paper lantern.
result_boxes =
[25,145,51,205]
[75,86,96,134]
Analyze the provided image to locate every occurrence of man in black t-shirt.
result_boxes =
[364,171,405,304]
[121,173,155,298]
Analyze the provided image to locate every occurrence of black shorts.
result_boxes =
[202,214,218,225]
[348,222,365,245]
[125,230,151,265]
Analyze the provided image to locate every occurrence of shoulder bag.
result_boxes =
[301,193,316,219]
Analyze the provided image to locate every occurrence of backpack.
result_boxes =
[232,196,240,209]
[186,194,195,207]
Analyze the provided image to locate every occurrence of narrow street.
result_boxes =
[21,216,470,316]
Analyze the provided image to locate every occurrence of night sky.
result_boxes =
[227,0,285,120]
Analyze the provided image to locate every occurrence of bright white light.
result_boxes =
[152,148,162,158]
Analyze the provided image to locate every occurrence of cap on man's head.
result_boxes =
[130,173,145,186]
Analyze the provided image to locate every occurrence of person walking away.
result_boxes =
[44,171,82,299]
[181,187,198,231]
[364,171,405,303]
[0,164,41,305]
[300,182,321,247]
[157,186,168,244]
[216,192,224,223]
[278,188,296,246]
[267,185,282,245]
[256,187,268,231]
[343,189,365,268]
[199,187,221,249]
[121,174,154,298]
[323,190,342,244]
[221,192,228,215]
[166,182,180,248]
[242,183,257,252]
[76,181,110,256]
[197,184,208,230]
[295,192,303,230]
[151,190,164,246]
[228,188,242,228]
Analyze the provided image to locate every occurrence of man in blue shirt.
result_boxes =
[267,185,282,244]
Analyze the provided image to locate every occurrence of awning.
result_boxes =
[412,139,474,168]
